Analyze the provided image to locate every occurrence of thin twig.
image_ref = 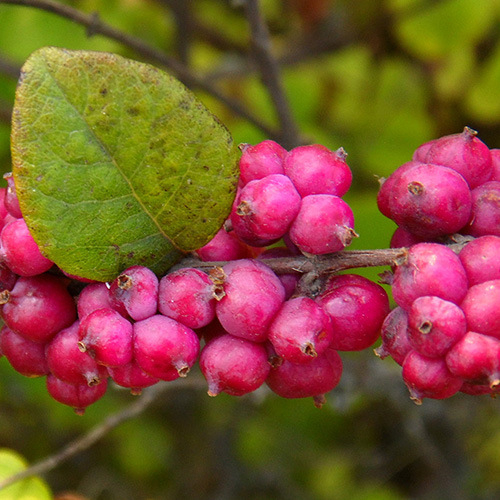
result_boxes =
[0,0,277,139]
[0,54,20,79]
[0,376,205,491]
[242,0,301,148]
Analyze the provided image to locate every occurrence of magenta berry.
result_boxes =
[46,373,108,415]
[283,144,352,197]
[407,296,466,358]
[0,325,49,377]
[0,274,77,343]
[199,334,271,396]
[108,359,159,395]
[215,259,285,343]
[78,308,134,367]
[257,247,300,299]
[412,139,436,162]
[3,172,22,219]
[0,218,53,276]
[268,297,333,364]
[109,265,159,321]
[0,262,17,292]
[374,306,412,366]
[402,350,463,404]
[391,243,468,310]
[46,321,107,386]
[491,148,500,181]
[133,314,200,380]
[422,126,493,188]
[463,181,500,237]
[459,235,500,286]
[316,274,390,351]
[230,174,301,244]
[77,282,114,320]
[195,227,253,262]
[289,194,356,255]
[389,227,428,249]
[158,267,216,329]
[238,140,286,186]
[266,347,343,407]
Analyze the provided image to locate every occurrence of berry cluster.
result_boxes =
[376,129,500,403]
[0,142,391,414]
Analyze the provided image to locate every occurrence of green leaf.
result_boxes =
[11,47,239,281]
[0,448,53,500]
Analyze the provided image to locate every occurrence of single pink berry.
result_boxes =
[238,140,286,186]
[0,218,53,276]
[402,350,463,404]
[158,267,216,329]
[283,145,352,197]
[214,259,285,343]
[77,282,114,320]
[462,181,500,237]
[199,334,271,396]
[459,235,500,286]
[0,263,17,292]
[374,306,412,366]
[389,227,429,248]
[266,347,343,407]
[78,308,134,367]
[107,359,159,395]
[490,148,500,181]
[268,297,333,364]
[134,314,200,381]
[3,172,22,219]
[257,247,300,300]
[412,138,436,162]
[109,265,159,321]
[289,194,356,255]
[194,227,254,262]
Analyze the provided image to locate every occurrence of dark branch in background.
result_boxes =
[242,0,301,149]
[0,102,12,125]
[0,0,278,139]
[0,54,20,79]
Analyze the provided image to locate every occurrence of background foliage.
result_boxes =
[0,1,500,499]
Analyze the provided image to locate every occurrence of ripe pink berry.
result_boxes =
[268,297,333,364]
[257,247,300,300]
[391,243,468,310]
[215,259,285,343]
[389,227,428,249]
[463,181,500,237]
[46,321,107,386]
[461,279,500,340]
[445,331,500,387]
[133,314,200,380]
[402,350,463,404]
[194,227,253,262]
[158,267,216,329]
[374,306,412,365]
[78,308,134,367]
[107,359,159,395]
[0,263,17,292]
[316,274,390,351]
[0,218,53,276]
[422,126,493,188]
[238,140,286,186]
[407,296,466,358]
[199,334,271,396]
[3,173,22,219]
[459,235,500,286]
[230,174,301,245]
[46,373,108,415]
[460,381,500,396]
[490,148,500,181]
[266,347,343,407]
[283,145,352,197]
[289,194,356,255]
[0,324,49,377]
[0,274,77,343]
[412,139,436,162]
[378,162,472,239]
[77,282,114,320]
[109,265,159,321]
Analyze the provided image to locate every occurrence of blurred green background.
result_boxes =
[1,0,500,498]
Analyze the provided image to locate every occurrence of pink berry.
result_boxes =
[374,306,412,365]
[78,308,134,367]
[215,259,285,343]
[402,350,463,403]
[463,181,500,237]
[460,381,500,396]
[107,359,159,395]
[46,321,107,386]
[422,126,492,188]
[459,235,500,286]
[0,263,17,292]
[0,324,49,377]
[391,243,468,310]
[158,267,216,329]
[389,227,428,248]
[289,194,356,255]
[0,218,53,276]
[445,331,500,387]
[77,282,114,320]
[238,140,286,186]
[109,265,158,321]
[266,347,343,407]
[231,174,301,245]
[194,227,253,262]
[316,274,390,351]
[0,274,77,343]
[199,334,271,396]
[283,145,352,197]
[3,172,22,219]
[412,138,436,162]
[268,297,333,363]
[134,314,200,380]
[490,148,500,181]
[407,296,466,358]
[46,373,108,415]
[257,247,300,299]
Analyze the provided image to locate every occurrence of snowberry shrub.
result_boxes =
[238,140,286,186]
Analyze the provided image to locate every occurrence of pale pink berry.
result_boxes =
[459,235,500,286]
[374,306,412,366]
[199,334,270,396]
[238,140,286,186]
[77,282,114,320]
